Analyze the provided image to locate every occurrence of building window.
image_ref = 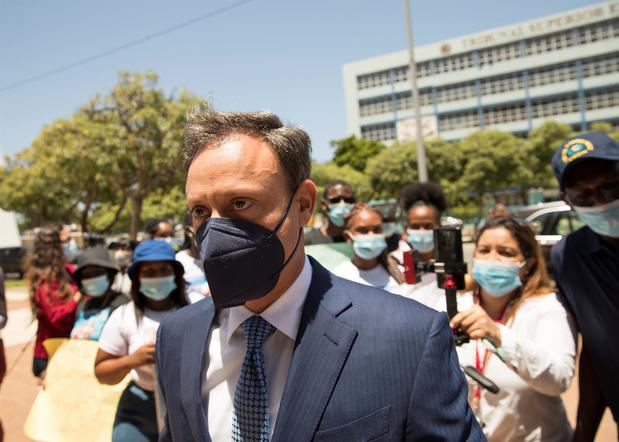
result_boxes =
[484,102,527,125]
[531,93,580,119]
[480,73,524,96]
[582,52,619,78]
[438,110,479,131]
[361,122,397,141]
[528,63,577,88]
[585,87,619,111]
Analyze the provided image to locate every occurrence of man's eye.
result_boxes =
[190,206,209,219]
[232,200,252,210]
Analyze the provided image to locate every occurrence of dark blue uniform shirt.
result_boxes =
[551,226,619,422]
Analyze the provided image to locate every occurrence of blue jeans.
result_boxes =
[112,381,158,442]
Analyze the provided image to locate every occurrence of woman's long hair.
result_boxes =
[474,216,554,323]
[345,204,405,284]
[24,225,74,316]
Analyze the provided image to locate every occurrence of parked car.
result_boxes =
[512,201,584,272]
[0,247,27,278]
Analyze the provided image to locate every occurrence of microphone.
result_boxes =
[462,365,500,394]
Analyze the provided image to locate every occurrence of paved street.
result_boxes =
[1,285,616,441]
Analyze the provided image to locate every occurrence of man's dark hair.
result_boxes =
[322,179,353,199]
[144,219,173,238]
[400,182,448,216]
[183,105,312,194]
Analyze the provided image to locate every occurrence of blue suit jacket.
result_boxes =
[156,257,484,441]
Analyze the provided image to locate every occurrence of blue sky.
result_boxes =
[0,0,601,162]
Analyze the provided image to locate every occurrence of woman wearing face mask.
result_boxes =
[332,204,404,292]
[175,213,209,301]
[95,240,187,442]
[391,182,448,309]
[70,246,128,340]
[450,217,577,441]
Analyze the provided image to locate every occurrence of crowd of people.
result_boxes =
[4,111,618,442]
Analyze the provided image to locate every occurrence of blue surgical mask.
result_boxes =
[574,198,619,238]
[327,203,354,227]
[351,234,387,260]
[472,259,523,297]
[81,274,110,297]
[406,229,434,253]
[139,276,177,301]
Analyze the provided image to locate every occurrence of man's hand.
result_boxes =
[450,305,502,347]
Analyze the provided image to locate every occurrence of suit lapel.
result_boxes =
[180,299,214,442]
[272,258,358,442]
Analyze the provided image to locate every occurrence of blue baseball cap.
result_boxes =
[128,239,184,280]
[552,132,619,190]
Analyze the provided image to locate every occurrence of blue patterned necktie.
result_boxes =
[232,315,276,442]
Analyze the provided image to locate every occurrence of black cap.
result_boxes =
[552,132,619,190]
[74,246,118,283]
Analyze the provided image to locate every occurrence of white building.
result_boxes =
[342,2,619,143]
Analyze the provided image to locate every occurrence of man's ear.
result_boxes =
[297,180,317,227]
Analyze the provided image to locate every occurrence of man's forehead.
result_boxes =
[327,185,353,197]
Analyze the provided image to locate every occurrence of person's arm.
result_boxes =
[495,299,577,396]
[406,313,484,441]
[572,343,606,442]
[156,319,172,442]
[95,305,154,385]
[94,345,155,385]
[36,283,79,330]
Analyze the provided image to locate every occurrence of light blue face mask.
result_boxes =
[139,275,177,301]
[327,203,354,227]
[472,259,523,297]
[81,274,110,297]
[574,198,619,238]
[351,234,387,260]
[406,229,434,253]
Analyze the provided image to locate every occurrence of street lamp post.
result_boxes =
[403,0,429,183]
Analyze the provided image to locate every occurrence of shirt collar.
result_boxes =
[222,255,313,343]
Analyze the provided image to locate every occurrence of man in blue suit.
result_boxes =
[156,107,483,441]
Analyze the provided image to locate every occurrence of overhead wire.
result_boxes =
[0,0,254,93]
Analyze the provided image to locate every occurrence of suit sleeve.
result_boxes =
[406,313,485,441]
[156,318,173,442]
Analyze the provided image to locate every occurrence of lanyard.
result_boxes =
[473,295,509,399]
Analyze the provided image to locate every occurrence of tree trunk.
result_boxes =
[80,202,91,234]
[98,196,128,234]
[129,195,143,240]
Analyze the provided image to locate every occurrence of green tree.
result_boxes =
[0,71,200,236]
[311,161,372,202]
[331,135,386,172]
[365,142,417,199]
[455,130,531,214]
[525,120,574,188]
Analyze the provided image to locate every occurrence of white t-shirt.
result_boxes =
[456,292,576,441]
[332,260,402,293]
[176,250,210,299]
[98,302,175,391]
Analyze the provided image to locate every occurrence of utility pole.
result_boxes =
[403,0,429,182]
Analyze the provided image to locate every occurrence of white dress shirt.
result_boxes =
[202,256,312,441]
[456,291,577,441]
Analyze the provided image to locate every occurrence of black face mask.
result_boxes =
[195,192,302,309]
